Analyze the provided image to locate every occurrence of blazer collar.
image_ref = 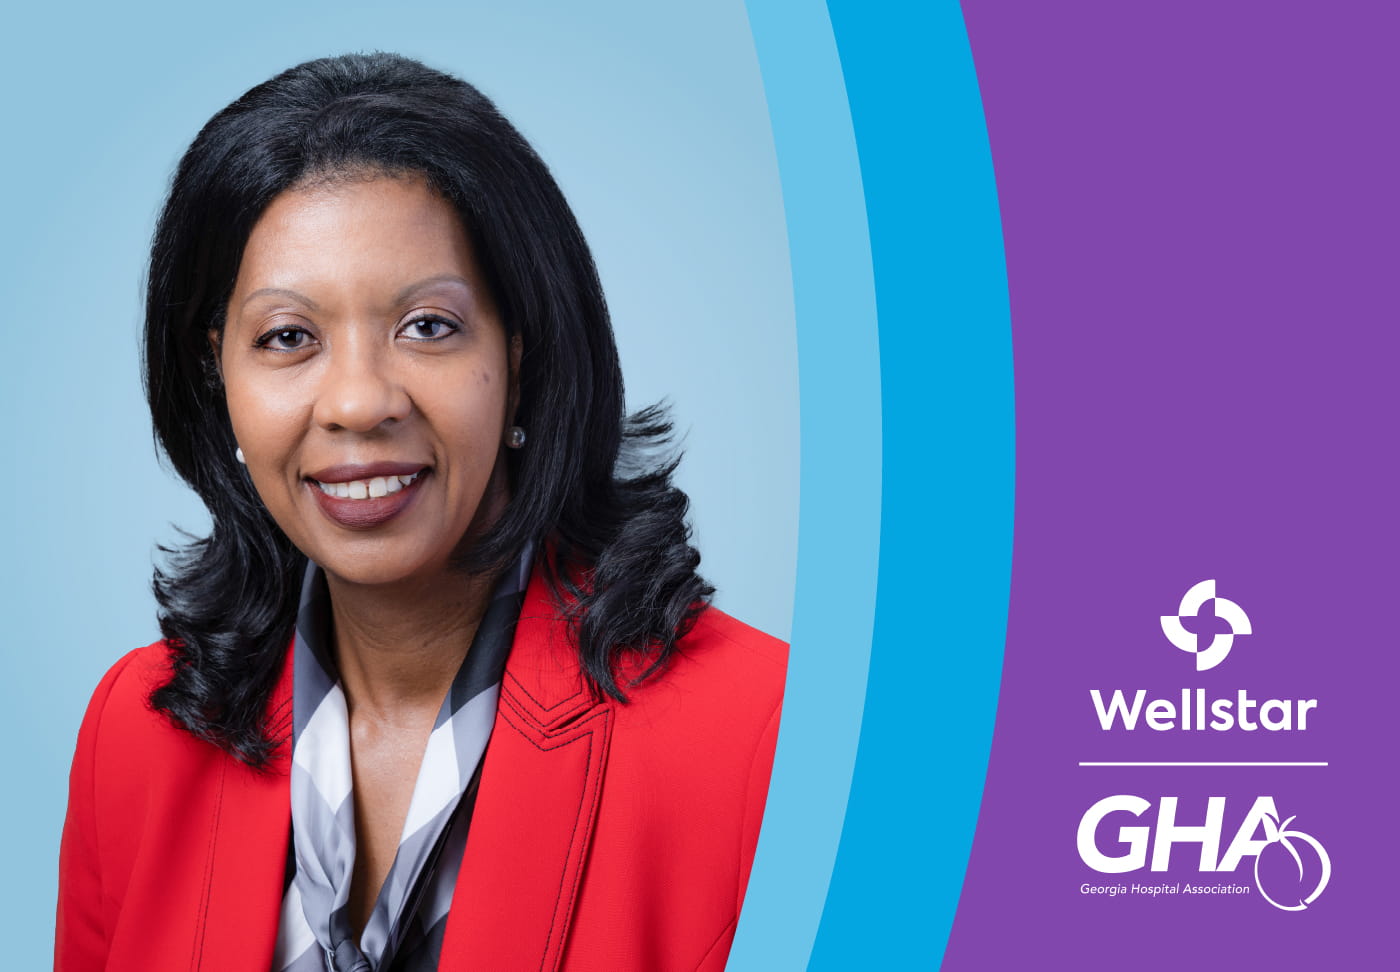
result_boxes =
[439,564,614,971]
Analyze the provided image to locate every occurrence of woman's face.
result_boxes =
[217,174,518,589]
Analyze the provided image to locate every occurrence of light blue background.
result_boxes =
[0,1,800,961]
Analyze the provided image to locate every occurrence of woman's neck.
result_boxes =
[324,567,498,726]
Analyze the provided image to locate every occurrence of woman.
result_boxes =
[56,52,786,972]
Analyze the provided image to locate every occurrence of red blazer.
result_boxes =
[56,570,787,971]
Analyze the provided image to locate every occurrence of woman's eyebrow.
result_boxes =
[239,287,320,312]
[392,274,473,305]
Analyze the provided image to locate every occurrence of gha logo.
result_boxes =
[1078,796,1331,911]
[1160,579,1251,671]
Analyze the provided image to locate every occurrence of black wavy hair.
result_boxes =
[145,52,712,766]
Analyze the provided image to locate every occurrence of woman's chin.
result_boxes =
[326,558,437,592]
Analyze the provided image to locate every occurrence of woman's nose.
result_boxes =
[311,339,412,433]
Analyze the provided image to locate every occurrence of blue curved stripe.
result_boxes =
[809,3,1013,968]
[730,1,882,969]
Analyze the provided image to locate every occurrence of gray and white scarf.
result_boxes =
[273,547,532,972]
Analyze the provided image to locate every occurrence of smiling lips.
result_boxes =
[315,471,421,499]
[306,463,428,529]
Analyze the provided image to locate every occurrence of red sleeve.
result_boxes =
[694,699,781,972]
[55,650,141,972]
[737,699,782,912]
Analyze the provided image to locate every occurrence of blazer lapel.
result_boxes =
[439,569,613,971]
[197,645,295,968]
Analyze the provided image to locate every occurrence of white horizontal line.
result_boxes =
[1078,761,1328,767]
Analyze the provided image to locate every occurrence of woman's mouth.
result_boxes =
[312,471,422,500]
[305,467,429,528]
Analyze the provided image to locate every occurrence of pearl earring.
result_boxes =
[506,426,527,449]
[235,447,246,464]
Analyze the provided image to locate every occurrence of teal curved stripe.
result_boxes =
[810,2,1013,968]
[729,1,881,969]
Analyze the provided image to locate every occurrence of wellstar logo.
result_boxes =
[1160,579,1251,671]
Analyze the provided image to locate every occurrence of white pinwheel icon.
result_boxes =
[1160,579,1251,672]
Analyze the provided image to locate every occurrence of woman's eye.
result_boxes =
[400,316,460,341]
[254,327,312,351]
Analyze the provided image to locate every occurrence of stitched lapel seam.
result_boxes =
[190,759,225,971]
[495,697,613,972]
[502,668,595,729]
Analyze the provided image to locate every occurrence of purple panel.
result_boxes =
[948,2,1397,966]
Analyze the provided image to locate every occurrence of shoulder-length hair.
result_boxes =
[145,52,712,766]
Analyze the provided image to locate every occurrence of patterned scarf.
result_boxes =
[273,547,533,972]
